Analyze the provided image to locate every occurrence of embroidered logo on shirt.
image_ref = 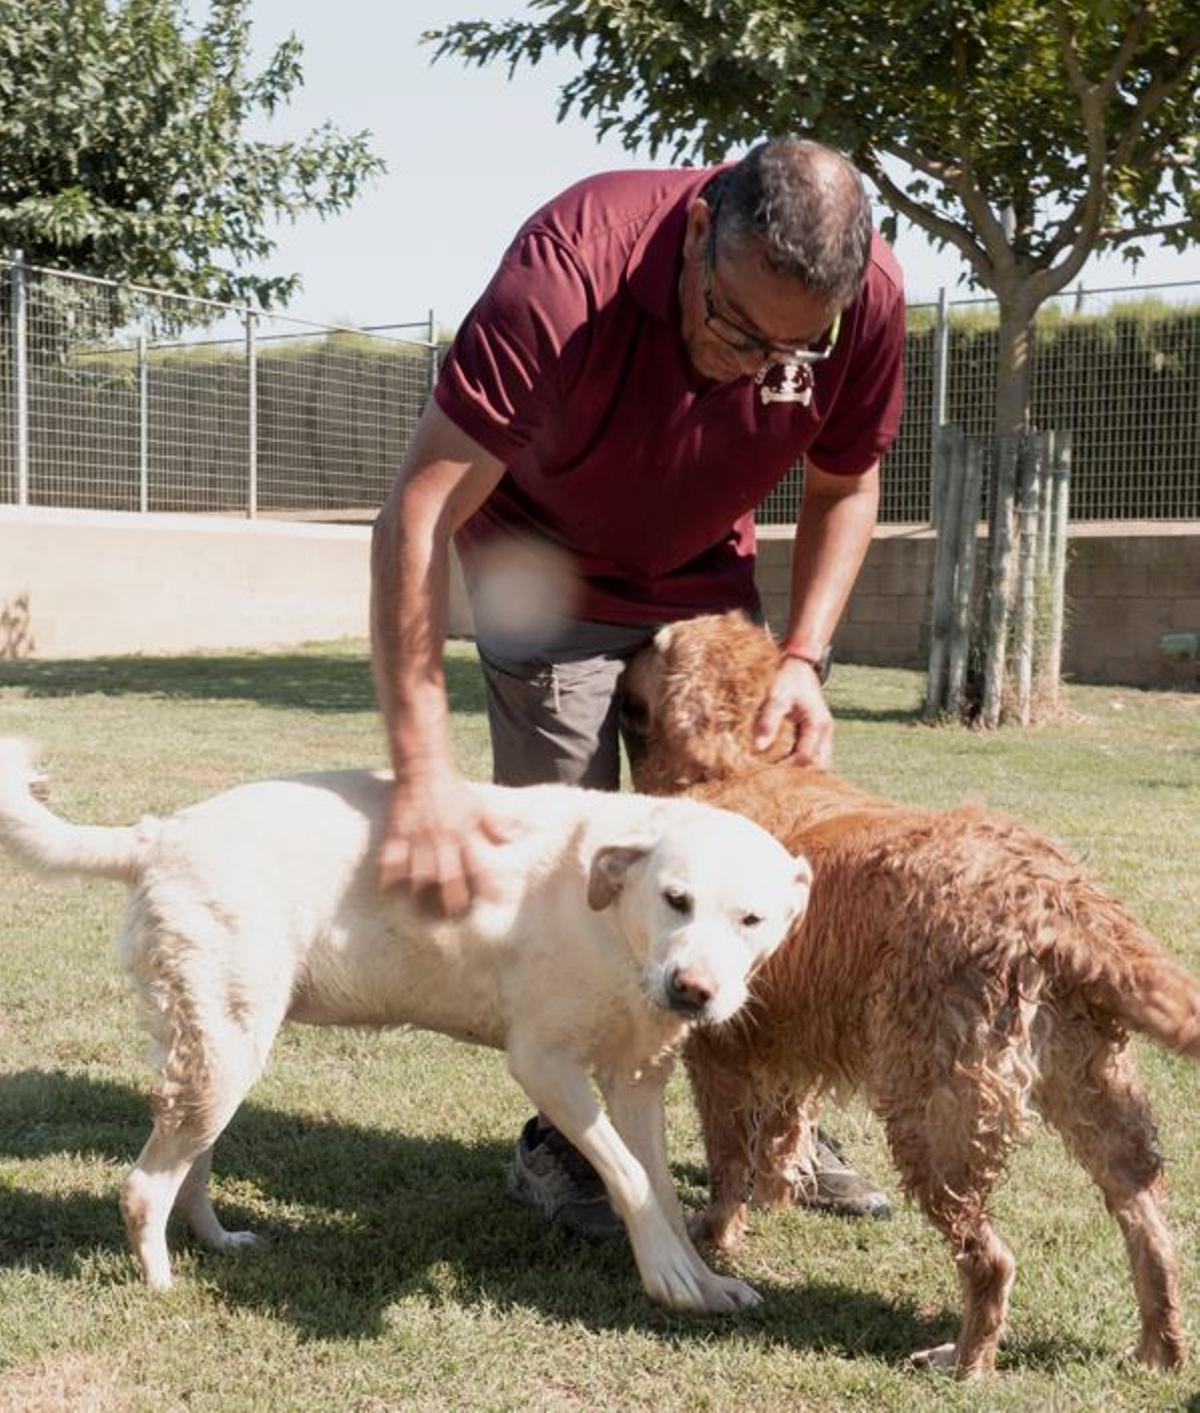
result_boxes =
[755,360,815,407]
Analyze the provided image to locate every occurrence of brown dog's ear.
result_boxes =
[587,841,653,910]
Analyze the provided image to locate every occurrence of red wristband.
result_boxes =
[780,643,832,683]
[781,647,823,670]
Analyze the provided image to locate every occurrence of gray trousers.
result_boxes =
[476,621,660,789]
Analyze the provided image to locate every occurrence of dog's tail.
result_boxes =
[0,738,152,884]
[1040,867,1200,1059]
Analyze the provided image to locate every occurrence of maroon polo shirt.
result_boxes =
[438,166,905,626]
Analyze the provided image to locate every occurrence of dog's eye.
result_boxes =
[740,913,764,929]
[663,889,692,916]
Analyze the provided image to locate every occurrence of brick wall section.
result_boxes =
[756,521,1199,688]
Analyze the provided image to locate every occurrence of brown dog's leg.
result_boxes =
[749,1093,819,1210]
[1034,1027,1186,1370]
[883,1087,1017,1379]
[685,1044,757,1252]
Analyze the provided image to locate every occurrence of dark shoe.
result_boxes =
[792,1129,892,1220]
[507,1117,624,1239]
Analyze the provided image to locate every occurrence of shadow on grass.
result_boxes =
[0,645,926,731]
[0,649,487,716]
[832,703,925,727]
[0,1068,1113,1372]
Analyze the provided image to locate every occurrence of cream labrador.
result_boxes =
[0,740,810,1311]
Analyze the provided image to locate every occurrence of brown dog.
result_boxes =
[623,610,1200,1378]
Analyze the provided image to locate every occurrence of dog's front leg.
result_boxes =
[507,1043,751,1314]
[600,1065,760,1311]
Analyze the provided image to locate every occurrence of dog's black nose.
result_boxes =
[667,966,715,1015]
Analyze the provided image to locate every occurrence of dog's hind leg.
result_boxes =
[881,1069,1018,1378]
[124,985,279,1289]
[1033,1020,1186,1370]
[122,1126,219,1289]
[175,1145,258,1254]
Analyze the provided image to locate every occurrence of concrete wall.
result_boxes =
[0,507,473,658]
[2,507,1196,688]
[757,521,1200,688]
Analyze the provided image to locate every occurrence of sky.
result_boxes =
[243,1,1198,336]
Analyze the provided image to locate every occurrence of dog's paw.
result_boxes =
[1125,1334,1186,1373]
[205,1229,261,1255]
[687,1207,747,1254]
[708,1272,761,1310]
[908,1343,958,1374]
[643,1251,756,1314]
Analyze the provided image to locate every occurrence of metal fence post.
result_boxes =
[930,286,949,522]
[11,250,29,506]
[245,310,258,519]
[138,333,149,513]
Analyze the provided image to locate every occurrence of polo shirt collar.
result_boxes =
[625,167,719,322]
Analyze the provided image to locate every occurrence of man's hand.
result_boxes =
[752,656,834,770]
[378,767,513,918]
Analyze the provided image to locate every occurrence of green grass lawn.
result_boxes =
[0,641,1197,1412]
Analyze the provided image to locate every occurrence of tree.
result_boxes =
[432,1,1199,723]
[430,1,1199,440]
[0,0,384,308]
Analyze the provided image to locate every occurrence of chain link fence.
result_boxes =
[0,257,435,517]
[759,279,1200,525]
[2,258,1197,525]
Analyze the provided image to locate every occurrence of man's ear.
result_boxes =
[587,841,653,911]
[682,197,712,262]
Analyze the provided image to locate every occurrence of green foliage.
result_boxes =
[429,2,1198,290]
[0,0,385,308]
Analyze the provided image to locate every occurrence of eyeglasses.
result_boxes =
[702,218,841,366]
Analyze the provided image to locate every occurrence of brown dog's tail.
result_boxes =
[0,738,152,884]
[1040,868,1200,1059]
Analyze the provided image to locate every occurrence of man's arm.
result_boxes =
[752,457,880,768]
[370,399,508,915]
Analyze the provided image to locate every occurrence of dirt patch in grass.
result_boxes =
[0,1354,142,1413]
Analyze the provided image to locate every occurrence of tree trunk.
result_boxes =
[992,283,1035,448]
[979,286,1035,726]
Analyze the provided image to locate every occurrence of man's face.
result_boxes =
[678,198,840,385]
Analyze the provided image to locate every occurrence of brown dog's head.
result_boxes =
[622,612,789,794]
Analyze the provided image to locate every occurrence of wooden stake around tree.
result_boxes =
[980,433,1021,729]
[946,437,984,718]
[924,423,965,720]
[1043,430,1072,711]
[1013,434,1043,726]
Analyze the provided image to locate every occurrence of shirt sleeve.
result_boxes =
[807,258,906,476]
[434,229,593,465]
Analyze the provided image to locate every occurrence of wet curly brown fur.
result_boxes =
[625,611,1199,1379]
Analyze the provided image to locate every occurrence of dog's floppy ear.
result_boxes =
[792,854,815,917]
[587,840,654,911]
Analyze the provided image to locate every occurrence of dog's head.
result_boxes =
[621,612,786,794]
[586,800,811,1026]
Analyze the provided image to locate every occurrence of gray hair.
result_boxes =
[712,138,873,307]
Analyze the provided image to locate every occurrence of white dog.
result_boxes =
[0,740,810,1310]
